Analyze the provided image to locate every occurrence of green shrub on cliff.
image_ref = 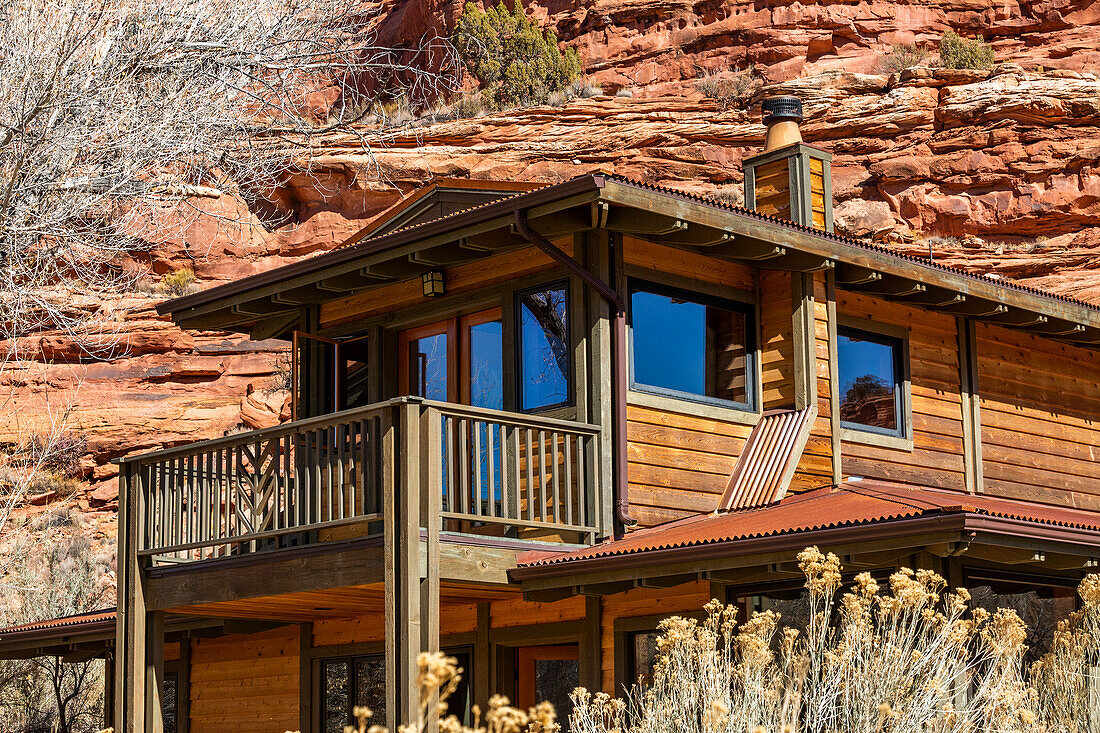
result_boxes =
[939,30,995,70]
[452,1,581,109]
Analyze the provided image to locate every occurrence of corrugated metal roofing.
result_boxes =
[517,480,1100,569]
[158,172,1100,324]
[0,608,116,638]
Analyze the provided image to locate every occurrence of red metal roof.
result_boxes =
[515,481,1100,570]
[0,608,116,639]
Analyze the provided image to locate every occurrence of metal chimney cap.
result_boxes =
[761,96,803,125]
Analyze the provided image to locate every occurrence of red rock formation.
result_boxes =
[8,0,1100,532]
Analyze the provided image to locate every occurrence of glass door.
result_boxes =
[516,645,579,731]
[398,319,457,402]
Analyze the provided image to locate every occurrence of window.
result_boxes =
[162,672,178,733]
[517,283,571,411]
[320,650,473,732]
[625,630,660,688]
[629,282,754,410]
[838,326,906,437]
[968,580,1077,669]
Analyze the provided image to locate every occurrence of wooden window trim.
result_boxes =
[612,611,705,697]
[626,278,759,415]
[836,314,913,451]
[459,307,504,406]
[515,280,574,413]
[515,644,579,710]
[397,318,459,403]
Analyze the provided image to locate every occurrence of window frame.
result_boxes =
[836,316,912,449]
[514,279,573,413]
[626,278,757,413]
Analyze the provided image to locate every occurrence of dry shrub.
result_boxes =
[695,66,759,110]
[939,31,995,70]
[161,268,197,297]
[335,652,559,733]
[569,547,1100,733]
[880,44,929,74]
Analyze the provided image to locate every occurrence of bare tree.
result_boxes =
[0,0,454,358]
[0,0,455,538]
[0,533,109,733]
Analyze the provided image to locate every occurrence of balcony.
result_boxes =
[119,398,604,565]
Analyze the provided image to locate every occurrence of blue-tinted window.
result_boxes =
[629,283,752,408]
[518,283,570,411]
[838,327,903,435]
[406,332,448,401]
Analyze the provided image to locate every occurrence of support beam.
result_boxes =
[299,624,312,733]
[581,597,602,692]
[834,264,882,286]
[705,240,787,261]
[603,208,686,235]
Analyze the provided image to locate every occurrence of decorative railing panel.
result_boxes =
[124,399,602,563]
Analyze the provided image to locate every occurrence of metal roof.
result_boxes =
[157,173,1100,335]
[513,480,1100,573]
[0,609,116,641]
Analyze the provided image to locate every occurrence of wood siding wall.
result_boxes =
[760,270,794,410]
[188,627,300,733]
[975,322,1100,509]
[837,291,966,489]
[599,581,711,692]
[794,273,835,493]
[622,238,757,526]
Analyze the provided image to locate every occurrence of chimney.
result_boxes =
[743,96,834,232]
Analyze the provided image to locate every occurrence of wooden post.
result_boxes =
[791,272,817,411]
[145,610,165,733]
[103,652,115,731]
[825,270,842,484]
[299,623,313,733]
[420,405,442,732]
[117,461,152,733]
[382,406,399,733]
[397,400,423,727]
[177,640,191,733]
[957,317,984,494]
[581,596,602,692]
[583,230,614,538]
[474,604,491,711]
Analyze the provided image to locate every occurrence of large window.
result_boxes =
[838,325,906,437]
[321,650,473,732]
[517,283,571,411]
[629,282,754,410]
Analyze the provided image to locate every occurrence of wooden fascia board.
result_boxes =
[161,186,603,323]
[598,180,1100,331]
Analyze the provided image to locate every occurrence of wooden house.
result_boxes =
[4,96,1100,733]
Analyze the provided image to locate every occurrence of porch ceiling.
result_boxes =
[157,173,1100,350]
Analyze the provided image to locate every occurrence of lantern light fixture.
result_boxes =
[422,270,445,297]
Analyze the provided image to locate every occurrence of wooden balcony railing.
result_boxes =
[119,398,603,563]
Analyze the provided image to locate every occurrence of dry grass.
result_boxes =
[290,546,1100,733]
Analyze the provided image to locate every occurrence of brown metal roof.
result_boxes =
[513,480,1100,574]
[0,608,116,641]
[157,173,1100,331]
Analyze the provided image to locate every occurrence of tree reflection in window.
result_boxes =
[838,327,903,435]
[518,283,570,411]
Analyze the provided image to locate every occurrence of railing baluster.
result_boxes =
[457,418,469,516]
[486,421,497,518]
[473,420,483,517]
[337,423,346,520]
[537,430,547,524]
[551,431,560,525]
[564,435,573,527]
[525,428,535,522]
